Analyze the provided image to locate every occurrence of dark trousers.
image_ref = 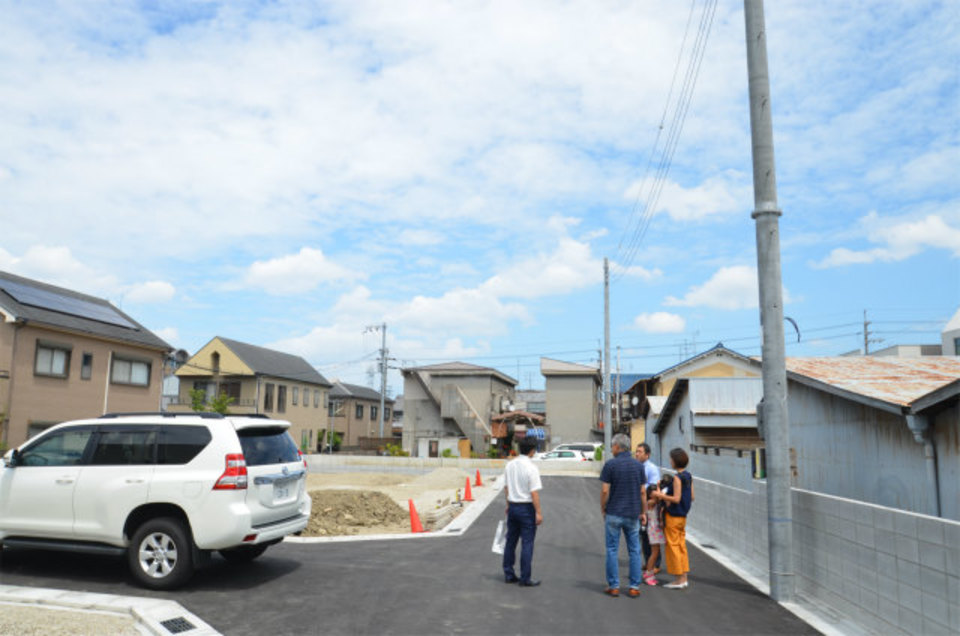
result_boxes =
[503,502,537,583]
[641,522,662,569]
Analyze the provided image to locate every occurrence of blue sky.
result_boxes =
[0,0,957,393]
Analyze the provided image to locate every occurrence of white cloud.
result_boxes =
[814,212,960,268]
[125,280,175,304]
[633,311,686,334]
[0,245,119,297]
[243,247,364,295]
[623,172,751,222]
[398,229,445,246]
[154,326,179,344]
[665,265,792,311]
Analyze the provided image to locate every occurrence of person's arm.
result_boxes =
[691,481,695,502]
[531,490,543,525]
[659,474,682,504]
[640,486,647,525]
[504,484,510,515]
[601,482,610,516]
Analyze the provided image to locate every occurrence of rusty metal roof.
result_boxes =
[784,356,960,408]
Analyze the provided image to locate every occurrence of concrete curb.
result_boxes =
[0,584,221,635]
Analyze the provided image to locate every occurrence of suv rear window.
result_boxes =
[238,427,300,466]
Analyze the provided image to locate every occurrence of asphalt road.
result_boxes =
[0,476,818,635]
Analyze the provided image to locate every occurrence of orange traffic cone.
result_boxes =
[463,477,474,502]
[408,499,425,533]
[475,469,483,487]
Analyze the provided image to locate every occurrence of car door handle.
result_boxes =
[125,478,146,484]
[55,478,75,485]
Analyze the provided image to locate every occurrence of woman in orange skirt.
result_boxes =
[654,448,694,589]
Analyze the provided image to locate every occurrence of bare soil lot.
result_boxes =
[303,467,478,536]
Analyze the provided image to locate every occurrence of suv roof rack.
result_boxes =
[100,412,225,419]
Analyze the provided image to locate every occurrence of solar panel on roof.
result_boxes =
[0,278,138,329]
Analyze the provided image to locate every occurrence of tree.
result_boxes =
[189,388,234,415]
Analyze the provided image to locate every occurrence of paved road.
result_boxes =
[0,476,817,635]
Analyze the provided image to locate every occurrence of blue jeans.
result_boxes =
[605,514,642,589]
[503,502,537,583]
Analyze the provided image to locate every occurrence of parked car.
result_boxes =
[0,412,311,589]
[535,442,601,460]
[534,450,590,461]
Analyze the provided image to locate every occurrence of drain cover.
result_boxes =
[160,617,196,633]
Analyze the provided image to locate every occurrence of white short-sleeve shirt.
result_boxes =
[504,454,543,503]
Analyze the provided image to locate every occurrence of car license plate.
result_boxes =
[274,480,292,501]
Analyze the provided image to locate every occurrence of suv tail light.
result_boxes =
[213,453,248,490]
[298,449,307,469]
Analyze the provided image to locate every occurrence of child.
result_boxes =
[643,484,665,585]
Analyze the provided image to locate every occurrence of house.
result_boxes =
[540,358,601,445]
[328,380,394,447]
[652,355,960,520]
[780,356,959,521]
[628,343,759,448]
[401,361,516,457]
[942,307,960,355]
[172,337,331,451]
[514,389,546,416]
[636,394,667,447]
[0,270,171,447]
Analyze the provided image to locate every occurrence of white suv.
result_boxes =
[0,412,311,589]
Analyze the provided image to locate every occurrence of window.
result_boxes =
[264,383,275,411]
[35,341,71,378]
[277,385,287,413]
[111,357,150,386]
[90,428,157,465]
[356,404,364,419]
[314,390,320,408]
[211,351,220,374]
[81,353,93,380]
[955,337,960,355]
[218,381,241,401]
[329,399,344,417]
[18,427,94,466]
[371,405,378,421]
[385,407,391,420]
[159,425,212,464]
[238,427,299,466]
[304,387,310,407]
[292,387,299,406]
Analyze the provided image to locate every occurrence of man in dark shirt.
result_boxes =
[600,433,647,597]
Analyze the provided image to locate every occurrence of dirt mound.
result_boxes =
[304,490,409,536]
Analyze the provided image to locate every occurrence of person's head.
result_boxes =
[518,437,538,457]
[659,475,673,491]
[634,442,651,462]
[646,483,658,504]
[611,433,631,455]
[669,447,689,470]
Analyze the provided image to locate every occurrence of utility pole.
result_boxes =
[364,323,389,439]
[616,345,622,432]
[603,258,612,459]
[744,0,794,602]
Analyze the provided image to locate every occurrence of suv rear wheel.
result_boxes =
[219,544,269,563]
[128,517,195,590]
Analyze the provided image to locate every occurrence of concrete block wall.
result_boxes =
[688,476,960,634]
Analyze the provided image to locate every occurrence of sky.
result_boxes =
[0,0,957,394]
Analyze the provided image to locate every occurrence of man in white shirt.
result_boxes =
[502,437,543,587]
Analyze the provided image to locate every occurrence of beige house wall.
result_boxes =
[657,360,758,397]
[330,397,392,447]
[1,323,165,447]
[545,375,598,445]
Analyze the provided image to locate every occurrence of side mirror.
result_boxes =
[3,448,18,468]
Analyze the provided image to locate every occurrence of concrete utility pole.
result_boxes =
[744,0,794,602]
[364,323,389,439]
[603,258,612,459]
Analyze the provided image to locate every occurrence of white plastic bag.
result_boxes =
[491,519,506,554]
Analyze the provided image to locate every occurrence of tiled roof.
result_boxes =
[330,380,393,402]
[0,270,170,351]
[785,356,960,409]
[218,337,331,386]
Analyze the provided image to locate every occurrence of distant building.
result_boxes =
[401,361,516,457]
[941,307,960,355]
[514,389,545,416]
[0,270,171,447]
[540,357,601,445]
[173,336,331,451]
[328,380,394,447]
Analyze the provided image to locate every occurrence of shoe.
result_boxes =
[664,581,688,589]
[604,587,620,597]
[504,576,519,584]
[519,579,541,587]
[627,588,641,598]
[643,574,658,586]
